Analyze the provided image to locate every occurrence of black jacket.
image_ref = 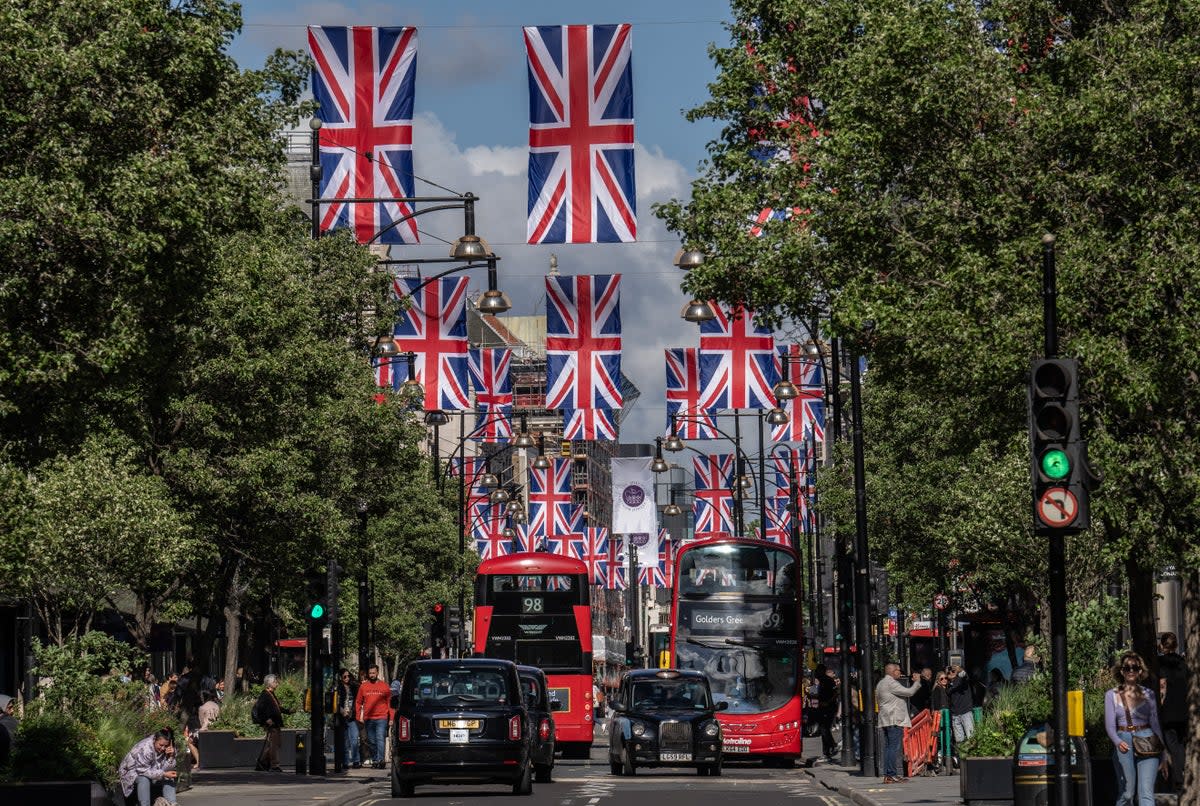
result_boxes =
[1158,652,1188,725]
[909,677,933,714]
[255,689,284,729]
[948,673,974,716]
[931,685,950,713]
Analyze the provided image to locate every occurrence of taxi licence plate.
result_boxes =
[660,752,692,762]
[723,743,751,753]
[450,729,469,744]
[439,719,480,729]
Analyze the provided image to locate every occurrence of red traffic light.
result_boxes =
[433,603,444,613]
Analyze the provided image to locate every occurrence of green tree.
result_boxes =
[658,1,1200,787]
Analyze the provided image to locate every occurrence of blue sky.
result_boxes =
[230,1,740,446]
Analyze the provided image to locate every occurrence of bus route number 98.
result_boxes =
[521,596,544,614]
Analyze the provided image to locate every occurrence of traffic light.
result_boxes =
[304,569,328,623]
[447,605,462,635]
[430,603,448,656]
[1027,358,1102,533]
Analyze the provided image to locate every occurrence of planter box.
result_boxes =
[960,756,1014,806]
[0,780,115,806]
[196,729,307,769]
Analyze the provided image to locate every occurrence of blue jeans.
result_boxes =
[344,718,361,765]
[882,725,904,778]
[365,717,388,763]
[1113,730,1160,806]
[130,775,176,806]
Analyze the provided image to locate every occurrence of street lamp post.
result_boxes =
[849,331,877,777]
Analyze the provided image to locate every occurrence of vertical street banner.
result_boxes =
[525,24,636,243]
[698,304,779,410]
[771,344,825,442]
[611,456,656,540]
[308,26,420,244]
[467,347,513,442]
[693,453,735,537]
[562,407,617,440]
[389,277,470,411]
[527,458,573,540]
[581,525,610,587]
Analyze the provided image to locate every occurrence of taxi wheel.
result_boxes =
[696,765,709,776]
[621,747,636,776]
[609,760,622,775]
[535,763,553,783]
[391,766,414,798]
[710,762,723,777]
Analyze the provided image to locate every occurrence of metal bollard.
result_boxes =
[296,731,307,776]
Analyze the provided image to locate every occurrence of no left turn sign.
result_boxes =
[1037,487,1079,527]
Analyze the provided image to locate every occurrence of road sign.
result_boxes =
[933,593,949,611]
[1037,487,1079,527]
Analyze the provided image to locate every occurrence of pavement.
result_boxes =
[800,737,963,806]
[179,765,379,806]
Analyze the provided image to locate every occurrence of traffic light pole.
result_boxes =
[307,613,326,776]
[849,338,877,778]
[1042,235,1072,806]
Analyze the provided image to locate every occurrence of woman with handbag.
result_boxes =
[1104,651,1168,805]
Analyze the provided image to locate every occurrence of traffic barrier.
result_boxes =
[903,708,941,777]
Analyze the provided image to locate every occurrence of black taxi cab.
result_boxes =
[390,658,534,797]
[517,665,562,782]
[608,668,728,776]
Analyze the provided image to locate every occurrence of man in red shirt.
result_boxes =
[355,665,392,769]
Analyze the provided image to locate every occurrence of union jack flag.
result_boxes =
[580,526,609,586]
[308,26,419,244]
[563,407,617,440]
[698,304,779,410]
[665,348,718,439]
[525,24,636,244]
[388,277,470,411]
[467,348,513,442]
[548,506,588,559]
[772,344,825,442]
[545,274,623,411]
[471,502,512,560]
[771,445,812,525]
[637,529,674,588]
[451,456,491,517]
[527,458,573,540]
[756,494,792,547]
[749,206,805,238]
[607,536,628,590]
[693,454,735,537]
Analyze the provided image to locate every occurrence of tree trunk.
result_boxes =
[222,597,241,697]
[1179,570,1199,805]
[1125,556,1157,664]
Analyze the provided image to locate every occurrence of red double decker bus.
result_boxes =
[473,552,594,757]
[669,538,803,762]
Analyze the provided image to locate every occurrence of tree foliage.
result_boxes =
[657,0,1200,614]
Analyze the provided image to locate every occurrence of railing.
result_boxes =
[903,708,942,777]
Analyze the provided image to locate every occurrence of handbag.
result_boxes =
[1121,693,1165,757]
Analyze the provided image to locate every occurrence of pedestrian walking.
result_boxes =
[875,663,921,784]
[814,664,840,759]
[355,664,391,769]
[118,728,178,805]
[1106,651,1168,806]
[197,690,220,731]
[253,675,285,772]
[334,668,361,768]
[1156,633,1188,793]
[947,665,975,743]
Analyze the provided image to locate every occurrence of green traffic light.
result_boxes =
[309,603,325,619]
[1041,449,1070,480]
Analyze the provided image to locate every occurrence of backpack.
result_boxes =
[251,698,263,725]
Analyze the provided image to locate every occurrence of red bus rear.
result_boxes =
[669,538,803,761]
[474,552,594,757]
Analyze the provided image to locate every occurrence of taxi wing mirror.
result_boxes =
[714,700,729,711]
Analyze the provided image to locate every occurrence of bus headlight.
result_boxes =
[632,722,647,737]
[703,722,720,737]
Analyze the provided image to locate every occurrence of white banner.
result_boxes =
[627,530,660,571]
[611,457,657,536]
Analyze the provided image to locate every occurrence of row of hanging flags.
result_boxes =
[308,23,636,245]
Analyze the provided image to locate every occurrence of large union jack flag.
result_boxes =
[525,24,636,244]
[698,304,779,410]
[388,277,470,411]
[563,407,617,440]
[637,529,674,588]
[527,458,573,540]
[756,494,792,547]
[308,26,419,244]
[467,348,513,442]
[665,347,718,439]
[545,274,623,411]
[580,525,609,586]
[693,454,735,537]
[607,536,628,591]
[772,344,825,442]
